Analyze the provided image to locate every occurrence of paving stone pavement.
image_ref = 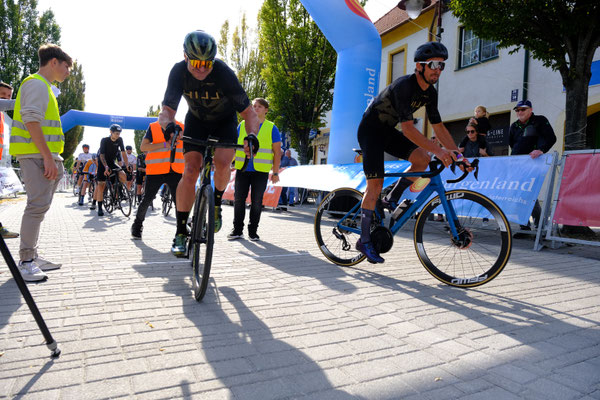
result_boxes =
[0,192,599,400]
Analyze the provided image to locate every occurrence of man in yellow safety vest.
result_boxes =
[227,98,282,241]
[10,44,72,282]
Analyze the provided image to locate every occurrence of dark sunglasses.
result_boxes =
[466,129,477,133]
[515,108,529,112]
[419,60,445,71]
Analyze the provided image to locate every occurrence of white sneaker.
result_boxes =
[18,261,48,282]
[34,257,62,271]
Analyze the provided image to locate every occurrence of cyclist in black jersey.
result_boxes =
[356,42,466,264]
[93,124,129,216]
[158,30,261,256]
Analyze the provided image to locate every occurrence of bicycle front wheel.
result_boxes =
[190,185,214,301]
[117,182,132,217]
[314,188,368,266]
[103,184,114,213]
[414,190,512,288]
[162,187,172,216]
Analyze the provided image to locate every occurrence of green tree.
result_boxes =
[134,105,160,154]
[0,0,61,92]
[450,0,600,150]
[258,0,337,164]
[219,13,267,107]
[58,61,86,165]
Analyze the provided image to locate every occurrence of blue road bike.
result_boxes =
[314,157,512,288]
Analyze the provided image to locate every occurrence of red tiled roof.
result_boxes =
[374,0,439,36]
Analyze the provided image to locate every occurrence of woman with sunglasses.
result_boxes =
[158,30,261,257]
[355,41,466,264]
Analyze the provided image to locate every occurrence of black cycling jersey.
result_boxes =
[364,73,442,127]
[162,59,250,122]
[98,136,125,165]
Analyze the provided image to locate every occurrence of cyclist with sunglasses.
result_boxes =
[159,30,261,257]
[356,41,464,264]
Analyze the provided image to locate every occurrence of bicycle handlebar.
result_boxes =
[180,135,256,172]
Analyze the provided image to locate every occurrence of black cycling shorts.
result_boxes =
[183,112,238,155]
[96,162,120,182]
[135,171,146,185]
[357,114,419,180]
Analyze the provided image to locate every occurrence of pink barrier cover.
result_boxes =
[553,153,600,226]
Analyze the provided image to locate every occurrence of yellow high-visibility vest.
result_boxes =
[10,74,64,155]
[235,120,274,172]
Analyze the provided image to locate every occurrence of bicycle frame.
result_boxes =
[336,171,462,241]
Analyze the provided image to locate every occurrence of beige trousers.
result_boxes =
[18,158,63,261]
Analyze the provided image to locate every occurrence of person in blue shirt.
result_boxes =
[228,98,282,241]
[279,149,299,208]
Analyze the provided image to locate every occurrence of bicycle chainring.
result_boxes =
[371,226,394,254]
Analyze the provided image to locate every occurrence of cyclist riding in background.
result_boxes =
[158,30,261,257]
[124,145,137,191]
[356,42,466,264]
[78,154,96,206]
[75,144,93,196]
[93,124,129,216]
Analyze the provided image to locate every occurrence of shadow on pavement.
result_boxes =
[237,238,359,294]
[132,258,360,398]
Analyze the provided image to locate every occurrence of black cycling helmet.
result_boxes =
[414,42,448,62]
[82,144,89,148]
[183,30,217,61]
[126,145,132,150]
[109,124,122,132]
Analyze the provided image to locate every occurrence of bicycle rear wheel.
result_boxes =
[314,188,369,266]
[414,190,512,288]
[190,185,214,301]
[103,183,114,213]
[117,182,132,217]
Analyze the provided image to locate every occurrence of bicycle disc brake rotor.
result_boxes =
[371,226,394,254]
[451,227,473,249]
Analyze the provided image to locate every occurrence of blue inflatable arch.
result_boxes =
[61,110,156,132]
[300,0,381,164]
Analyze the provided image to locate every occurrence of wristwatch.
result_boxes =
[273,173,279,176]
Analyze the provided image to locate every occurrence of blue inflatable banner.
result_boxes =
[279,154,554,225]
[300,0,382,165]
[61,110,157,132]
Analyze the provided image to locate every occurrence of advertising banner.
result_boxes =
[553,153,600,227]
[222,170,283,208]
[278,154,553,225]
[0,166,24,196]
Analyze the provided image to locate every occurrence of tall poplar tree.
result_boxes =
[258,0,337,164]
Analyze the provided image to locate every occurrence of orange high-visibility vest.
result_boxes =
[145,121,184,175]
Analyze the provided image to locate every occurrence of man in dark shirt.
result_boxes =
[509,100,556,157]
[93,124,129,216]
[356,42,463,263]
[509,100,556,236]
[158,30,261,256]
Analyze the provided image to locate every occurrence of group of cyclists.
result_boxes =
[68,28,463,265]
[72,126,147,214]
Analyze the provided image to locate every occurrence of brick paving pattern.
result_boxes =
[0,192,599,399]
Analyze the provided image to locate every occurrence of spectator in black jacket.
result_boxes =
[509,100,557,237]
[509,100,556,158]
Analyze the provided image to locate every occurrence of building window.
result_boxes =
[390,50,405,83]
[460,27,499,68]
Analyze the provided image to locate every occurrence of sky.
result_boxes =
[34,0,398,157]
